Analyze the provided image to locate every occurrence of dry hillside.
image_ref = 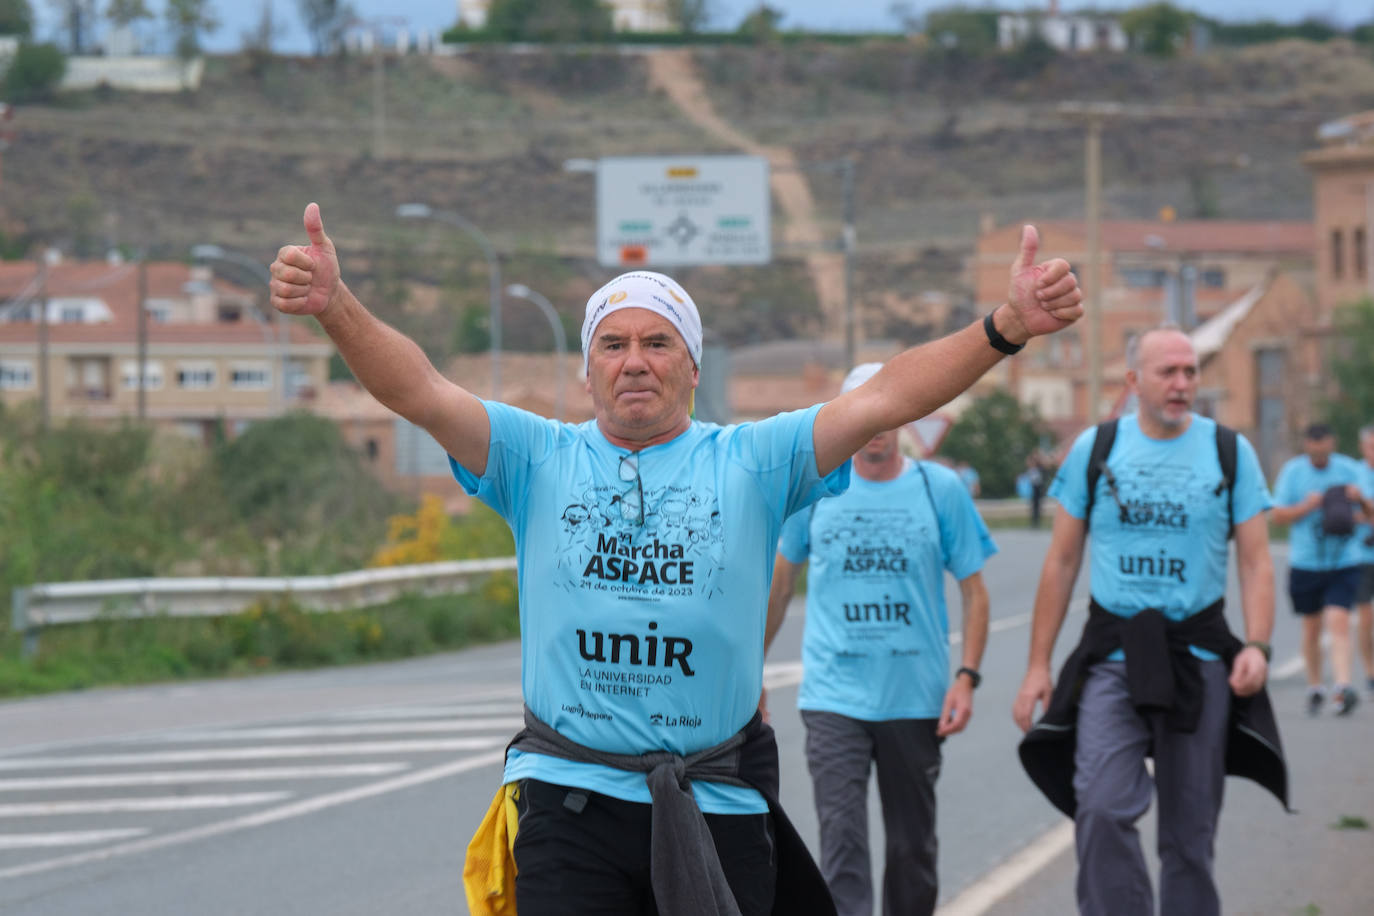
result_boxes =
[6,38,1373,353]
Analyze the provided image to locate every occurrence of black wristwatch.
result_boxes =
[983,311,1025,355]
[956,666,982,689]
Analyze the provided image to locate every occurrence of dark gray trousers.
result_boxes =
[801,710,942,916]
[1072,660,1229,916]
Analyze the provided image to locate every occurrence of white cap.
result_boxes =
[841,362,883,394]
[581,271,703,373]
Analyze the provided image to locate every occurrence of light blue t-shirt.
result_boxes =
[1351,461,1374,567]
[957,465,980,496]
[450,401,848,815]
[1050,415,1271,640]
[778,459,997,720]
[1274,452,1364,572]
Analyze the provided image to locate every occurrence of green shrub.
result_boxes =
[3,41,65,102]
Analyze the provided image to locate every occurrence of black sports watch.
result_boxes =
[956,666,983,689]
[983,311,1025,355]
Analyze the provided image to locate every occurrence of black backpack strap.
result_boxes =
[1214,424,1238,540]
[1084,419,1119,532]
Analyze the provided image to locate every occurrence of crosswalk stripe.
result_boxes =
[328,703,524,721]
[0,750,507,881]
[0,793,290,817]
[0,763,409,792]
[168,717,525,742]
[0,829,148,850]
[0,737,503,771]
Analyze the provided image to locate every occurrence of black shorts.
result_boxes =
[1357,564,1374,606]
[1289,566,1362,615]
[512,778,777,916]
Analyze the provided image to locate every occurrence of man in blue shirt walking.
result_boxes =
[1272,422,1371,715]
[1354,426,1374,694]
[764,362,997,916]
[1013,327,1279,916]
[270,205,1082,916]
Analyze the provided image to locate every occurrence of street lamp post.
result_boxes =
[505,283,569,422]
[190,244,288,414]
[396,203,502,401]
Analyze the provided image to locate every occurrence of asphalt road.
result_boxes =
[0,531,1368,914]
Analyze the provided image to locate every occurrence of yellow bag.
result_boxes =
[463,782,521,916]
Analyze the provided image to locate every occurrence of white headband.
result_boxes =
[581,271,703,373]
[841,362,884,394]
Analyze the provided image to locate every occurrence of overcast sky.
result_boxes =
[36,1,1374,54]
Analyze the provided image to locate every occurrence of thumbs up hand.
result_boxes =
[1001,225,1084,342]
[270,202,341,317]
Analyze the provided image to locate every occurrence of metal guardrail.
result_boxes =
[10,557,518,658]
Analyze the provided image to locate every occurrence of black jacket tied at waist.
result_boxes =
[509,706,836,916]
[1018,599,1289,818]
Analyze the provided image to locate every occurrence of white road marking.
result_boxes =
[0,793,290,817]
[0,764,409,792]
[328,703,523,721]
[934,821,1075,916]
[0,738,503,771]
[1272,654,1304,679]
[0,749,506,881]
[0,829,148,850]
[167,717,525,742]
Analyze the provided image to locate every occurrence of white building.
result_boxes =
[457,0,673,32]
[998,12,1128,53]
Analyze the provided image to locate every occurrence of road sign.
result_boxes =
[596,155,771,267]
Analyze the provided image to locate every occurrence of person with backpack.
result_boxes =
[1011,327,1284,916]
[762,362,998,916]
[1272,422,1371,715]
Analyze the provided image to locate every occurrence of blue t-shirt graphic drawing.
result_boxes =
[451,400,848,814]
[778,459,997,720]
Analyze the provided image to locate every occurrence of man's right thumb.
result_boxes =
[303,202,330,249]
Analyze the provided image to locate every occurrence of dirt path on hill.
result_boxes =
[645,49,846,341]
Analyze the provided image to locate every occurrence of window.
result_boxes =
[1356,227,1367,281]
[60,307,84,323]
[176,362,216,390]
[1119,268,1167,288]
[1199,268,1226,288]
[1332,229,1345,279]
[120,360,164,391]
[0,360,34,390]
[230,363,272,390]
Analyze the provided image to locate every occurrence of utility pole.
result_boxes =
[841,157,857,374]
[36,253,49,430]
[1085,114,1102,423]
[136,253,148,422]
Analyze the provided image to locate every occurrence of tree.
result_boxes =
[485,0,614,42]
[1120,2,1191,58]
[106,0,151,28]
[46,0,95,52]
[924,6,998,54]
[165,0,219,61]
[3,41,65,102]
[665,0,711,34]
[736,3,782,41]
[242,0,284,82]
[1323,299,1374,453]
[0,0,33,37]
[295,0,353,56]
[938,390,1053,498]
